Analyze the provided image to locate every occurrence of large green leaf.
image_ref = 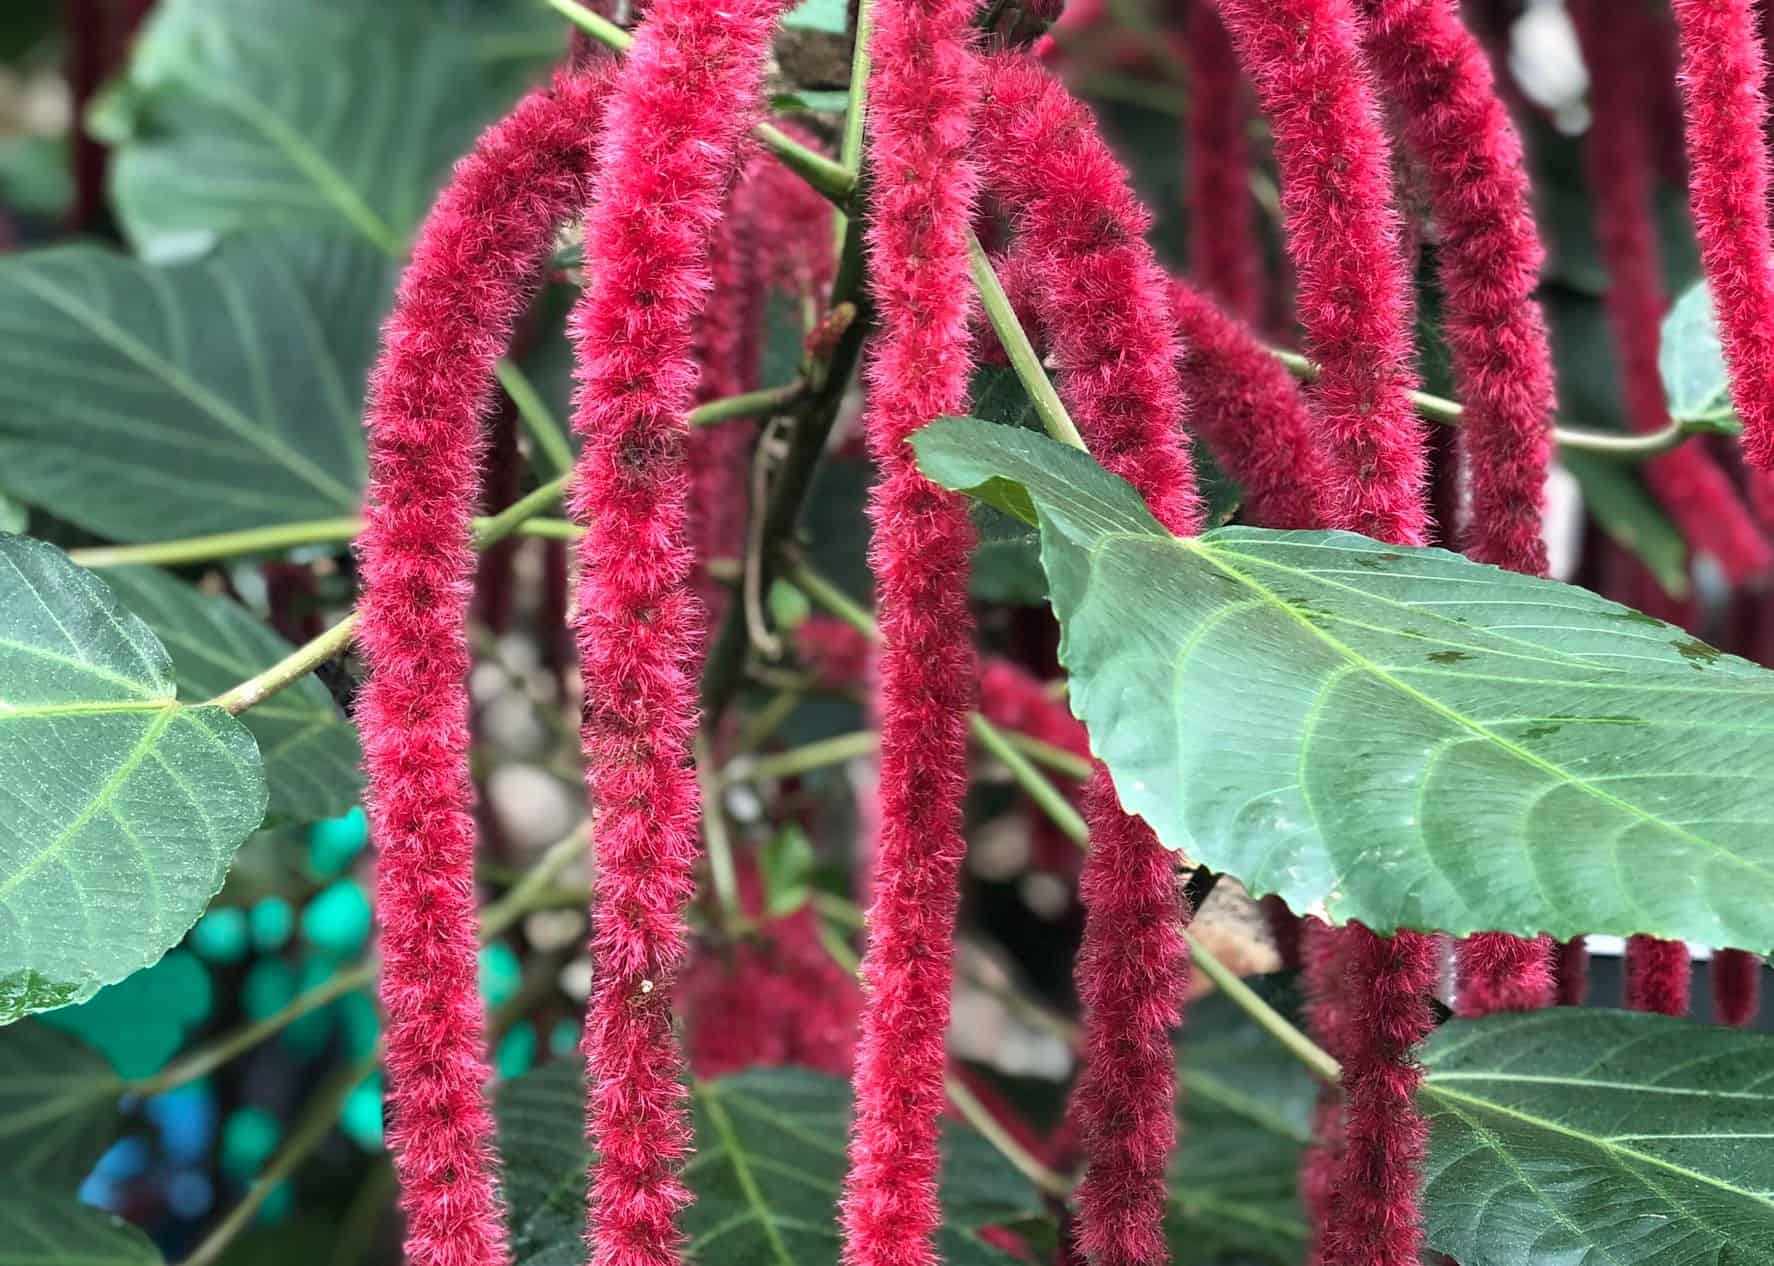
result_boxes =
[0,1022,123,1188]
[913,418,1774,950]
[497,1061,1041,1266]
[0,535,266,1024]
[1421,1009,1774,1266]
[0,235,390,542]
[1168,989,1313,1265]
[100,568,360,823]
[97,0,554,260]
[0,1182,161,1265]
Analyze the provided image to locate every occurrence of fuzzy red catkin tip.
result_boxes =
[1710,948,1763,1028]
[1215,0,1429,546]
[564,3,794,1264]
[357,65,613,1266]
[1624,935,1692,1017]
[1670,0,1774,473]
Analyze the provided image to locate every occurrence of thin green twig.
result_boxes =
[966,232,1088,451]
[496,357,574,475]
[1185,930,1341,1084]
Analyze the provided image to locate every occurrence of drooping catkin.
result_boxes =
[839,0,986,1263]
[563,1,793,1262]
[356,66,612,1266]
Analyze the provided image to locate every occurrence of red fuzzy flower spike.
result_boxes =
[1359,0,1555,575]
[1671,0,1774,474]
[564,0,793,1261]
[1710,949,1763,1028]
[1169,279,1332,529]
[974,53,1199,1266]
[1569,0,1773,584]
[840,0,984,1262]
[1183,0,1263,323]
[1297,919,1352,1266]
[1624,935,1692,1017]
[1215,0,1430,545]
[356,67,612,1266]
[1325,926,1440,1266]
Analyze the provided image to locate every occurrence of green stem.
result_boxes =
[968,712,1089,845]
[1001,731,1094,783]
[1185,930,1341,1084]
[69,519,365,569]
[545,0,855,205]
[785,561,1090,846]
[695,734,743,926]
[496,357,574,475]
[725,729,879,783]
[209,611,361,715]
[690,379,806,427]
[1268,346,1694,459]
[966,231,1088,451]
[943,1072,1074,1198]
[178,1047,382,1266]
[473,473,568,548]
[734,687,806,754]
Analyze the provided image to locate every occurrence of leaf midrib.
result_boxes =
[694,1081,799,1266]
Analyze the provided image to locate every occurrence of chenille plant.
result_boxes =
[2,3,1774,1266]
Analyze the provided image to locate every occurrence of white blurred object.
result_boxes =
[1544,462,1584,581]
[1513,1,1591,132]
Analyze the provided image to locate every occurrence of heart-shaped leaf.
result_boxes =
[0,535,266,1024]
[913,418,1774,950]
[0,1181,161,1265]
[1421,1008,1774,1266]
[0,1022,123,1188]
[497,1061,1041,1266]
[98,0,556,260]
[99,568,360,823]
[0,235,389,542]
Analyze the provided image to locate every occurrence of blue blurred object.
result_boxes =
[146,1083,217,1165]
[165,1168,214,1219]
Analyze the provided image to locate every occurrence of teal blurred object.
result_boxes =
[302,879,372,957]
[243,958,298,1021]
[282,955,342,1059]
[307,806,368,878]
[257,1179,294,1225]
[340,1072,383,1151]
[39,950,212,1078]
[496,1021,536,1079]
[249,897,295,952]
[549,1018,580,1057]
[479,942,522,1008]
[339,989,381,1060]
[190,908,250,964]
[221,1106,281,1181]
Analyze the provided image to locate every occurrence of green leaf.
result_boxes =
[0,135,72,220]
[1421,1008,1774,1266]
[0,1182,162,1265]
[100,0,553,260]
[498,1062,1041,1266]
[783,0,848,33]
[913,418,1774,949]
[1168,988,1313,1265]
[1562,453,1690,600]
[99,568,361,823]
[1660,282,1742,434]
[0,1022,123,1188]
[0,235,390,542]
[0,534,267,1024]
[760,825,816,918]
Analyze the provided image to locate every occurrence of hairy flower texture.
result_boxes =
[564,1,792,1262]
[1216,0,1429,545]
[1169,279,1331,528]
[1570,0,1773,583]
[1184,0,1262,322]
[1672,0,1774,473]
[1624,935,1692,1016]
[973,56,1199,1266]
[1324,925,1439,1266]
[356,67,611,1266]
[1710,949,1763,1027]
[1298,918,1351,1266]
[1453,933,1555,1017]
[841,0,984,1263]
[1360,0,1554,575]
